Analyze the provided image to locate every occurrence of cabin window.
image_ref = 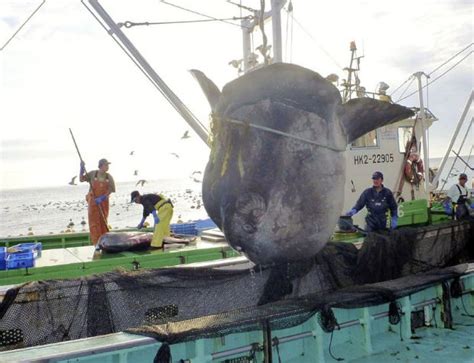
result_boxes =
[351,130,378,148]
[398,127,413,153]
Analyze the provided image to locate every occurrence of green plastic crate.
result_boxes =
[397,199,429,226]
[430,201,452,224]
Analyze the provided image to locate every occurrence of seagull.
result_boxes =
[192,171,202,175]
[171,153,180,158]
[193,178,202,183]
[129,151,135,156]
[181,131,190,139]
[134,170,138,176]
[136,179,147,187]
[67,219,74,228]
[68,176,77,185]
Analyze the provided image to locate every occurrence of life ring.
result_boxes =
[404,154,424,184]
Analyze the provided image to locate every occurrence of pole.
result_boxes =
[414,71,431,192]
[86,0,209,147]
[431,91,473,187]
[69,128,109,233]
[271,0,283,63]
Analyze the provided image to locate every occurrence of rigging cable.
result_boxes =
[462,145,473,174]
[161,0,248,29]
[120,17,252,28]
[289,15,343,69]
[390,76,412,97]
[81,0,209,134]
[428,43,473,76]
[396,50,472,103]
[1,0,46,51]
[391,43,472,98]
[395,76,415,102]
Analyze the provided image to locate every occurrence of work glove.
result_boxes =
[80,161,86,175]
[390,216,398,229]
[346,208,357,217]
[94,195,107,204]
[443,201,452,215]
[152,210,160,225]
[470,203,474,209]
[137,217,146,230]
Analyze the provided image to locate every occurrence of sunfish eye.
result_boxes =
[242,223,256,234]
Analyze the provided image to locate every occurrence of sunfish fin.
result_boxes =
[339,98,414,143]
[189,69,221,111]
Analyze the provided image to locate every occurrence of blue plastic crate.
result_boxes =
[170,223,198,236]
[0,247,6,270]
[11,242,42,258]
[6,252,35,270]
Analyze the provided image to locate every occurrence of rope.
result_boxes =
[397,51,472,102]
[121,16,252,28]
[272,337,283,363]
[1,0,46,51]
[215,116,347,152]
[258,0,270,65]
[161,0,248,29]
[284,1,294,63]
[329,330,344,361]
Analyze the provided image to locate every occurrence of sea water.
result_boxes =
[0,179,207,238]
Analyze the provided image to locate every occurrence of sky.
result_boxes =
[0,0,472,190]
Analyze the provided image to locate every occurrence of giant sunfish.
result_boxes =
[191,63,413,265]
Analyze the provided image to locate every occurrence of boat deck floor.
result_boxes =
[12,239,229,269]
[350,311,474,362]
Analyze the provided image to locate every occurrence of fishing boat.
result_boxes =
[0,1,472,362]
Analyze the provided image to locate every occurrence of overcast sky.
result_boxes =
[0,0,472,190]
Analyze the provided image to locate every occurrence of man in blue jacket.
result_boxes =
[346,171,398,232]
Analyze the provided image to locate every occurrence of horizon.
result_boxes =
[0,154,471,193]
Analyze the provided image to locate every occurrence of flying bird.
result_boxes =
[129,151,135,156]
[193,178,202,183]
[134,170,138,176]
[171,153,180,158]
[136,179,147,187]
[181,131,190,139]
[192,171,202,175]
[68,176,77,185]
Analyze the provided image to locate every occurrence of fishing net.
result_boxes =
[0,220,472,351]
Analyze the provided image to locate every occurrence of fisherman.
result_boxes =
[444,173,474,220]
[346,171,398,232]
[131,190,174,248]
[79,158,115,244]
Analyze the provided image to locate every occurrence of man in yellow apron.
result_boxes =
[131,190,174,248]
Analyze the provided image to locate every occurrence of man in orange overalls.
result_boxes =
[80,158,116,244]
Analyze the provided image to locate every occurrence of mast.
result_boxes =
[240,0,286,73]
[271,0,284,63]
[341,41,363,102]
